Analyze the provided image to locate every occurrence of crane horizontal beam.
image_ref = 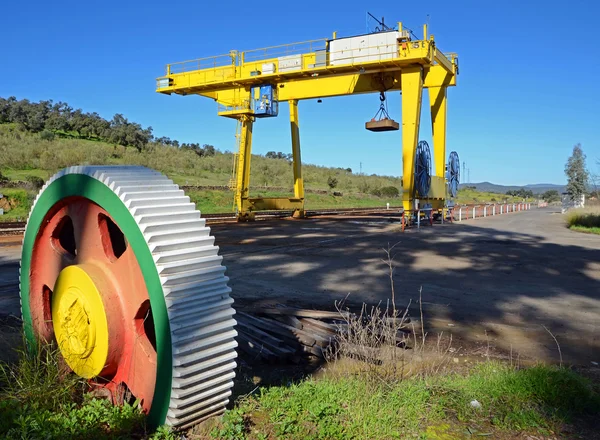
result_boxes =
[433,47,454,74]
[155,34,457,101]
[201,65,454,108]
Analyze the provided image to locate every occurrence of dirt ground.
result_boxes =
[1,206,599,366]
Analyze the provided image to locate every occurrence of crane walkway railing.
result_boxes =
[157,37,456,91]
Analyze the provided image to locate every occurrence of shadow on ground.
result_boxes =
[212,208,600,367]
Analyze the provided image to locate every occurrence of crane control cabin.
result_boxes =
[156,19,459,221]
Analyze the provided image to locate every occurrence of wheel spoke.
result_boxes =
[29,206,75,340]
[125,328,158,412]
[68,201,105,263]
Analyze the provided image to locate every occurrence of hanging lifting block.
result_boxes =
[365,119,400,132]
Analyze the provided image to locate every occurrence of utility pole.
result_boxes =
[463,162,466,183]
[360,162,362,175]
[468,168,470,184]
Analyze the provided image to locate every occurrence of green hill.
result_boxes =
[0,96,533,221]
[0,122,404,220]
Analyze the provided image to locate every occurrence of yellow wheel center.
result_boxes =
[52,265,109,379]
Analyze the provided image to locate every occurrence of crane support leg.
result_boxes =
[429,86,447,180]
[290,100,305,218]
[236,115,255,221]
[401,67,423,211]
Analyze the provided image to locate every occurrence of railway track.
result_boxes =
[0,206,403,235]
[0,222,26,235]
[0,202,532,235]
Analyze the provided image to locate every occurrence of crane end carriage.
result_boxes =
[156,20,460,219]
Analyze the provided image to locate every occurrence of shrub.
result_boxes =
[40,129,55,141]
[25,175,45,189]
[358,180,370,194]
[379,186,400,198]
[327,176,338,189]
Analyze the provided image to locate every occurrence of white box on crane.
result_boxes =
[262,63,276,74]
[329,30,400,66]
[278,55,302,72]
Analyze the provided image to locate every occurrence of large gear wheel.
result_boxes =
[19,165,238,430]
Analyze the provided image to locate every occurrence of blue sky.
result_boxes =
[1,0,598,185]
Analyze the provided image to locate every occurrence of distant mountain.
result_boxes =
[459,182,566,194]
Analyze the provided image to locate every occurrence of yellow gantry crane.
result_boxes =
[156,19,459,221]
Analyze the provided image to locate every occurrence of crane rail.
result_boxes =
[0,203,532,235]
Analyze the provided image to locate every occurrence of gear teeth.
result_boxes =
[19,165,237,430]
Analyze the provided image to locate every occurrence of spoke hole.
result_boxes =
[42,285,54,336]
[134,300,157,352]
[52,216,76,258]
[98,214,127,261]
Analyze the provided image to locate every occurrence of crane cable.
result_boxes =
[371,91,392,121]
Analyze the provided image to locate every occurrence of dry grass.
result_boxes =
[324,290,457,385]
[565,207,600,235]
[323,243,457,385]
[565,206,600,227]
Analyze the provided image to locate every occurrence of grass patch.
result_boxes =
[1,168,51,182]
[569,225,600,235]
[0,188,35,221]
[209,361,599,439]
[0,340,177,439]
[566,207,600,230]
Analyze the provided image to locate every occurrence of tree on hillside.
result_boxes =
[564,143,588,202]
[107,113,153,152]
[266,151,292,161]
[506,188,534,198]
[45,102,73,132]
[541,190,560,203]
[0,95,227,154]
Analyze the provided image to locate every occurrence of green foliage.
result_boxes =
[457,188,531,204]
[327,176,338,189]
[505,188,534,198]
[565,207,600,233]
[565,143,589,202]
[40,129,55,141]
[213,361,599,439]
[371,185,400,198]
[0,341,177,439]
[210,406,248,439]
[0,396,147,439]
[265,151,292,161]
[0,188,34,220]
[180,143,217,157]
[541,189,561,203]
[1,96,153,151]
[569,225,600,235]
[0,343,85,412]
[0,124,402,217]
[25,174,44,189]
